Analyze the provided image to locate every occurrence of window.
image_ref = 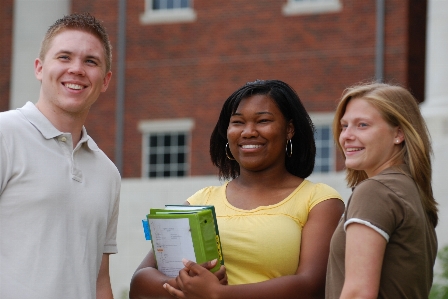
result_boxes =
[140,0,197,24]
[146,132,188,178]
[282,0,342,16]
[310,113,335,173]
[314,124,333,173]
[139,119,194,178]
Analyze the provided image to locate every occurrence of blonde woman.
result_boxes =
[326,82,438,299]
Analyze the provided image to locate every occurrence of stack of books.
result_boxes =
[142,205,224,276]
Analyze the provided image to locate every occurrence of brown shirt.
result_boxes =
[326,165,437,299]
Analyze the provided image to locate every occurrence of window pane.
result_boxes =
[314,124,333,173]
[152,0,161,9]
[178,134,185,146]
[152,0,190,10]
[164,135,171,146]
[177,153,185,163]
[164,153,171,164]
[322,127,330,140]
[181,0,189,8]
[150,135,158,147]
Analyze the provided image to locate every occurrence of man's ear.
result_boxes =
[101,71,113,93]
[34,58,43,82]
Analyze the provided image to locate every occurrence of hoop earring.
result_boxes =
[225,143,235,160]
[286,139,293,157]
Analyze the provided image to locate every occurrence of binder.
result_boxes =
[146,205,224,277]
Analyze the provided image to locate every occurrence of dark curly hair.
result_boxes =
[210,80,316,180]
[39,12,112,72]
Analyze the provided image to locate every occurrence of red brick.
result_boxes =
[0,0,13,112]
[2,0,427,176]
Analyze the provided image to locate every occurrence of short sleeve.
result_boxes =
[308,183,343,212]
[345,179,405,239]
[187,187,212,205]
[104,173,121,254]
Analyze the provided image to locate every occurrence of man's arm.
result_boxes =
[97,253,114,299]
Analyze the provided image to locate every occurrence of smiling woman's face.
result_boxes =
[339,97,404,177]
[227,94,294,173]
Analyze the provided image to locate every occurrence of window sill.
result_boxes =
[282,1,342,16]
[140,8,197,24]
[138,118,194,133]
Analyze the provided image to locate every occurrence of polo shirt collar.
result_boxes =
[18,101,99,151]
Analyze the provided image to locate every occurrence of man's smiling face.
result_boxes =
[34,29,112,116]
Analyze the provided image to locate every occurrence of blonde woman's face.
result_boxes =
[338,98,404,177]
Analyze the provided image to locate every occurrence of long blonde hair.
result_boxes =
[333,82,438,227]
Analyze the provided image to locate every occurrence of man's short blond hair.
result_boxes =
[39,12,112,73]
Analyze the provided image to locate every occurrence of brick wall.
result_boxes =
[0,0,13,112]
[72,0,426,177]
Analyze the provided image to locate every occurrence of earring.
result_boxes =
[395,139,399,144]
[225,143,235,160]
[286,139,293,157]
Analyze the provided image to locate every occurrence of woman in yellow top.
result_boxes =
[130,80,344,299]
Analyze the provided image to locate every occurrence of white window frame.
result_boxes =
[138,118,194,178]
[309,113,335,173]
[140,0,197,25]
[282,0,342,16]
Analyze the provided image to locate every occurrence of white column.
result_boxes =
[425,0,448,109]
[10,0,70,109]
[421,0,448,251]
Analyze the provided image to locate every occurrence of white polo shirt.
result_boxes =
[0,102,121,299]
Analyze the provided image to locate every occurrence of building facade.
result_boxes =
[4,0,448,297]
[3,0,425,179]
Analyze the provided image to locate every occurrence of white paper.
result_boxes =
[149,218,196,277]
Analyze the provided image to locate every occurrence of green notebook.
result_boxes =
[147,205,224,277]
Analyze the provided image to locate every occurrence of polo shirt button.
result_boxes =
[60,136,67,142]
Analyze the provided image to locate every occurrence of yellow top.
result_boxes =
[187,180,342,285]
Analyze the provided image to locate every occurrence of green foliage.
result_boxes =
[430,246,448,299]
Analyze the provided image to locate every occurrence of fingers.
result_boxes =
[175,273,186,292]
[163,282,184,298]
[214,265,228,285]
[181,258,205,276]
[199,258,218,270]
[166,277,178,289]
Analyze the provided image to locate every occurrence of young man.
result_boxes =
[0,13,120,299]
